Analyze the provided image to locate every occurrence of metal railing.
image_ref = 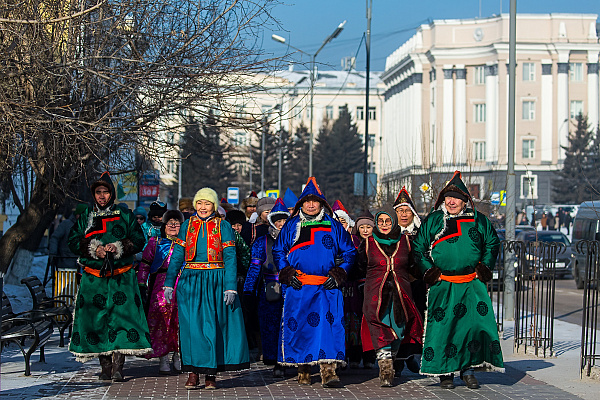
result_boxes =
[508,240,562,357]
[487,240,506,332]
[575,240,600,378]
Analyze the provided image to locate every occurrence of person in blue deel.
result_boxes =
[273,177,356,388]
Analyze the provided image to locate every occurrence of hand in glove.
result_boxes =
[163,287,174,304]
[322,276,338,290]
[279,266,302,290]
[223,290,237,306]
[322,266,347,290]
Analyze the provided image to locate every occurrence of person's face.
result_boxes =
[359,224,373,239]
[135,215,146,225]
[196,200,214,218]
[301,200,322,216]
[245,204,256,217]
[151,215,163,224]
[232,223,243,233]
[165,218,181,236]
[444,196,466,215]
[260,210,271,222]
[274,219,286,230]
[94,186,111,208]
[340,219,348,230]
[377,214,393,235]
[182,207,194,214]
[396,206,414,228]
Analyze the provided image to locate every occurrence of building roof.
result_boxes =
[272,69,384,90]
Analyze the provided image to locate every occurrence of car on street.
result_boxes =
[514,230,573,279]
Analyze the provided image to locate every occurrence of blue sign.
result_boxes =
[491,192,500,205]
[227,187,239,205]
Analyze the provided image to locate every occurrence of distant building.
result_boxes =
[381,13,600,211]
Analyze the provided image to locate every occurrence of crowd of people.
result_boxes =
[61,170,503,390]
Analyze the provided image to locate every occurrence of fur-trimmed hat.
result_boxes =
[90,172,115,210]
[178,197,193,211]
[162,209,184,224]
[193,187,219,211]
[393,186,421,228]
[267,198,290,228]
[226,209,246,226]
[434,171,474,210]
[292,177,333,216]
[148,201,167,219]
[257,196,276,216]
[332,200,354,227]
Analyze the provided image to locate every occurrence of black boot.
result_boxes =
[439,373,455,389]
[98,355,112,381]
[111,352,125,382]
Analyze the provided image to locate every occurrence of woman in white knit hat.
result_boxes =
[163,187,249,390]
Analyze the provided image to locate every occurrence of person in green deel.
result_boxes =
[412,171,503,390]
[68,172,151,382]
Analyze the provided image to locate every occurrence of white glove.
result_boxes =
[163,287,174,304]
[223,290,237,306]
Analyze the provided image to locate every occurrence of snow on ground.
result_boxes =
[3,255,52,314]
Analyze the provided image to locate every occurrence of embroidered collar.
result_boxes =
[299,208,325,224]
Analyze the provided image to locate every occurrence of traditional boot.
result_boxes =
[320,362,341,388]
[439,373,455,389]
[98,355,113,381]
[272,363,285,378]
[159,355,171,375]
[378,358,394,387]
[172,352,182,373]
[111,352,126,382]
[205,374,217,390]
[185,372,199,390]
[297,364,311,385]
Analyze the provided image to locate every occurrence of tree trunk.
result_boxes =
[0,179,58,276]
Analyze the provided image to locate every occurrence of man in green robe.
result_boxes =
[413,171,503,390]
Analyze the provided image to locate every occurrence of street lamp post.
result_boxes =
[272,20,346,177]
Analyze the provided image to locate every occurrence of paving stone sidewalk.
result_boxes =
[0,333,585,400]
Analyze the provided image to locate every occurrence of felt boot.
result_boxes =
[159,355,171,375]
[378,358,394,387]
[320,362,341,388]
[98,355,113,381]
[172,352,182,373]
[111,352,125,382]
[297,364,311,385]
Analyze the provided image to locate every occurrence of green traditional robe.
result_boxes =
[413,207,503,376]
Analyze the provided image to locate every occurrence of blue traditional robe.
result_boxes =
[273,211,357,366]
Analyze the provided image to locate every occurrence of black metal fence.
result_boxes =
[507,240,562,357]
[575,240,600,378]
[486,241,506,332]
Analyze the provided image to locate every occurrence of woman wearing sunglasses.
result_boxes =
[358,206,423,387]
[137,210,185,375]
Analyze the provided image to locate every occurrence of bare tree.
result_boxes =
[0,0,280,275]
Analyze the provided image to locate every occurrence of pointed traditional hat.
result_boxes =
[332,199,354,227]
[267,198,291,228]
[292,176,333,216]
[393,186,421,227]
[434,170,474,210]
[283,188,299,209]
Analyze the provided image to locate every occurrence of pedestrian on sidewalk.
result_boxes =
[393,187,426,376]
[163,188,249,390]
[413,171,503,390]
[137,209,185,375]
[358,205,424,387]
[345,211,376,370]
[68,172,151,382]
[243,198,290,378]
[273,177,357,388]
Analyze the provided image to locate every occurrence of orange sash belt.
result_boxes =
[439,272,477,283]
[83,264,133,277]
[297,271,328,285]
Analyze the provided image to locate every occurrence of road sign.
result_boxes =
[227,187,239,205]
[491,192,500,205]
[266,190,279,199]
[419,182,430,193]
[500,190,506,206]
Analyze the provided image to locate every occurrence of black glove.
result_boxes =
[289,275,302,290]
[322,276,338,290]
[279,266,302,290]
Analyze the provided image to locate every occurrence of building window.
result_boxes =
[356,106,364,120]
[522,139,535,159]
[368,107,376,120]
[474,103,486,123]
[233,131,247,147]
[294,105,302,120]
[339,105,347,115]
[570,100,583,119]
[326,106,333,119]
[368,134,376,148]
[474,66,485,85]
[522,100,535,120]
[523,62,535,81]
[305,107,311,119]
[473,141,486,161]
[167,160,176,174]
[570,62,583,82]
[521,174,538,199]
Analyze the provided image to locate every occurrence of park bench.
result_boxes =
[1,291,54,376]
[21,276,73,347]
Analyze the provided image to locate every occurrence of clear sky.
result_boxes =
[261,0,599,72]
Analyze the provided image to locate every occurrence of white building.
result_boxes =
[381,13,600,211]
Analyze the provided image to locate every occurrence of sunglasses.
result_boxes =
[136,216,146,221]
